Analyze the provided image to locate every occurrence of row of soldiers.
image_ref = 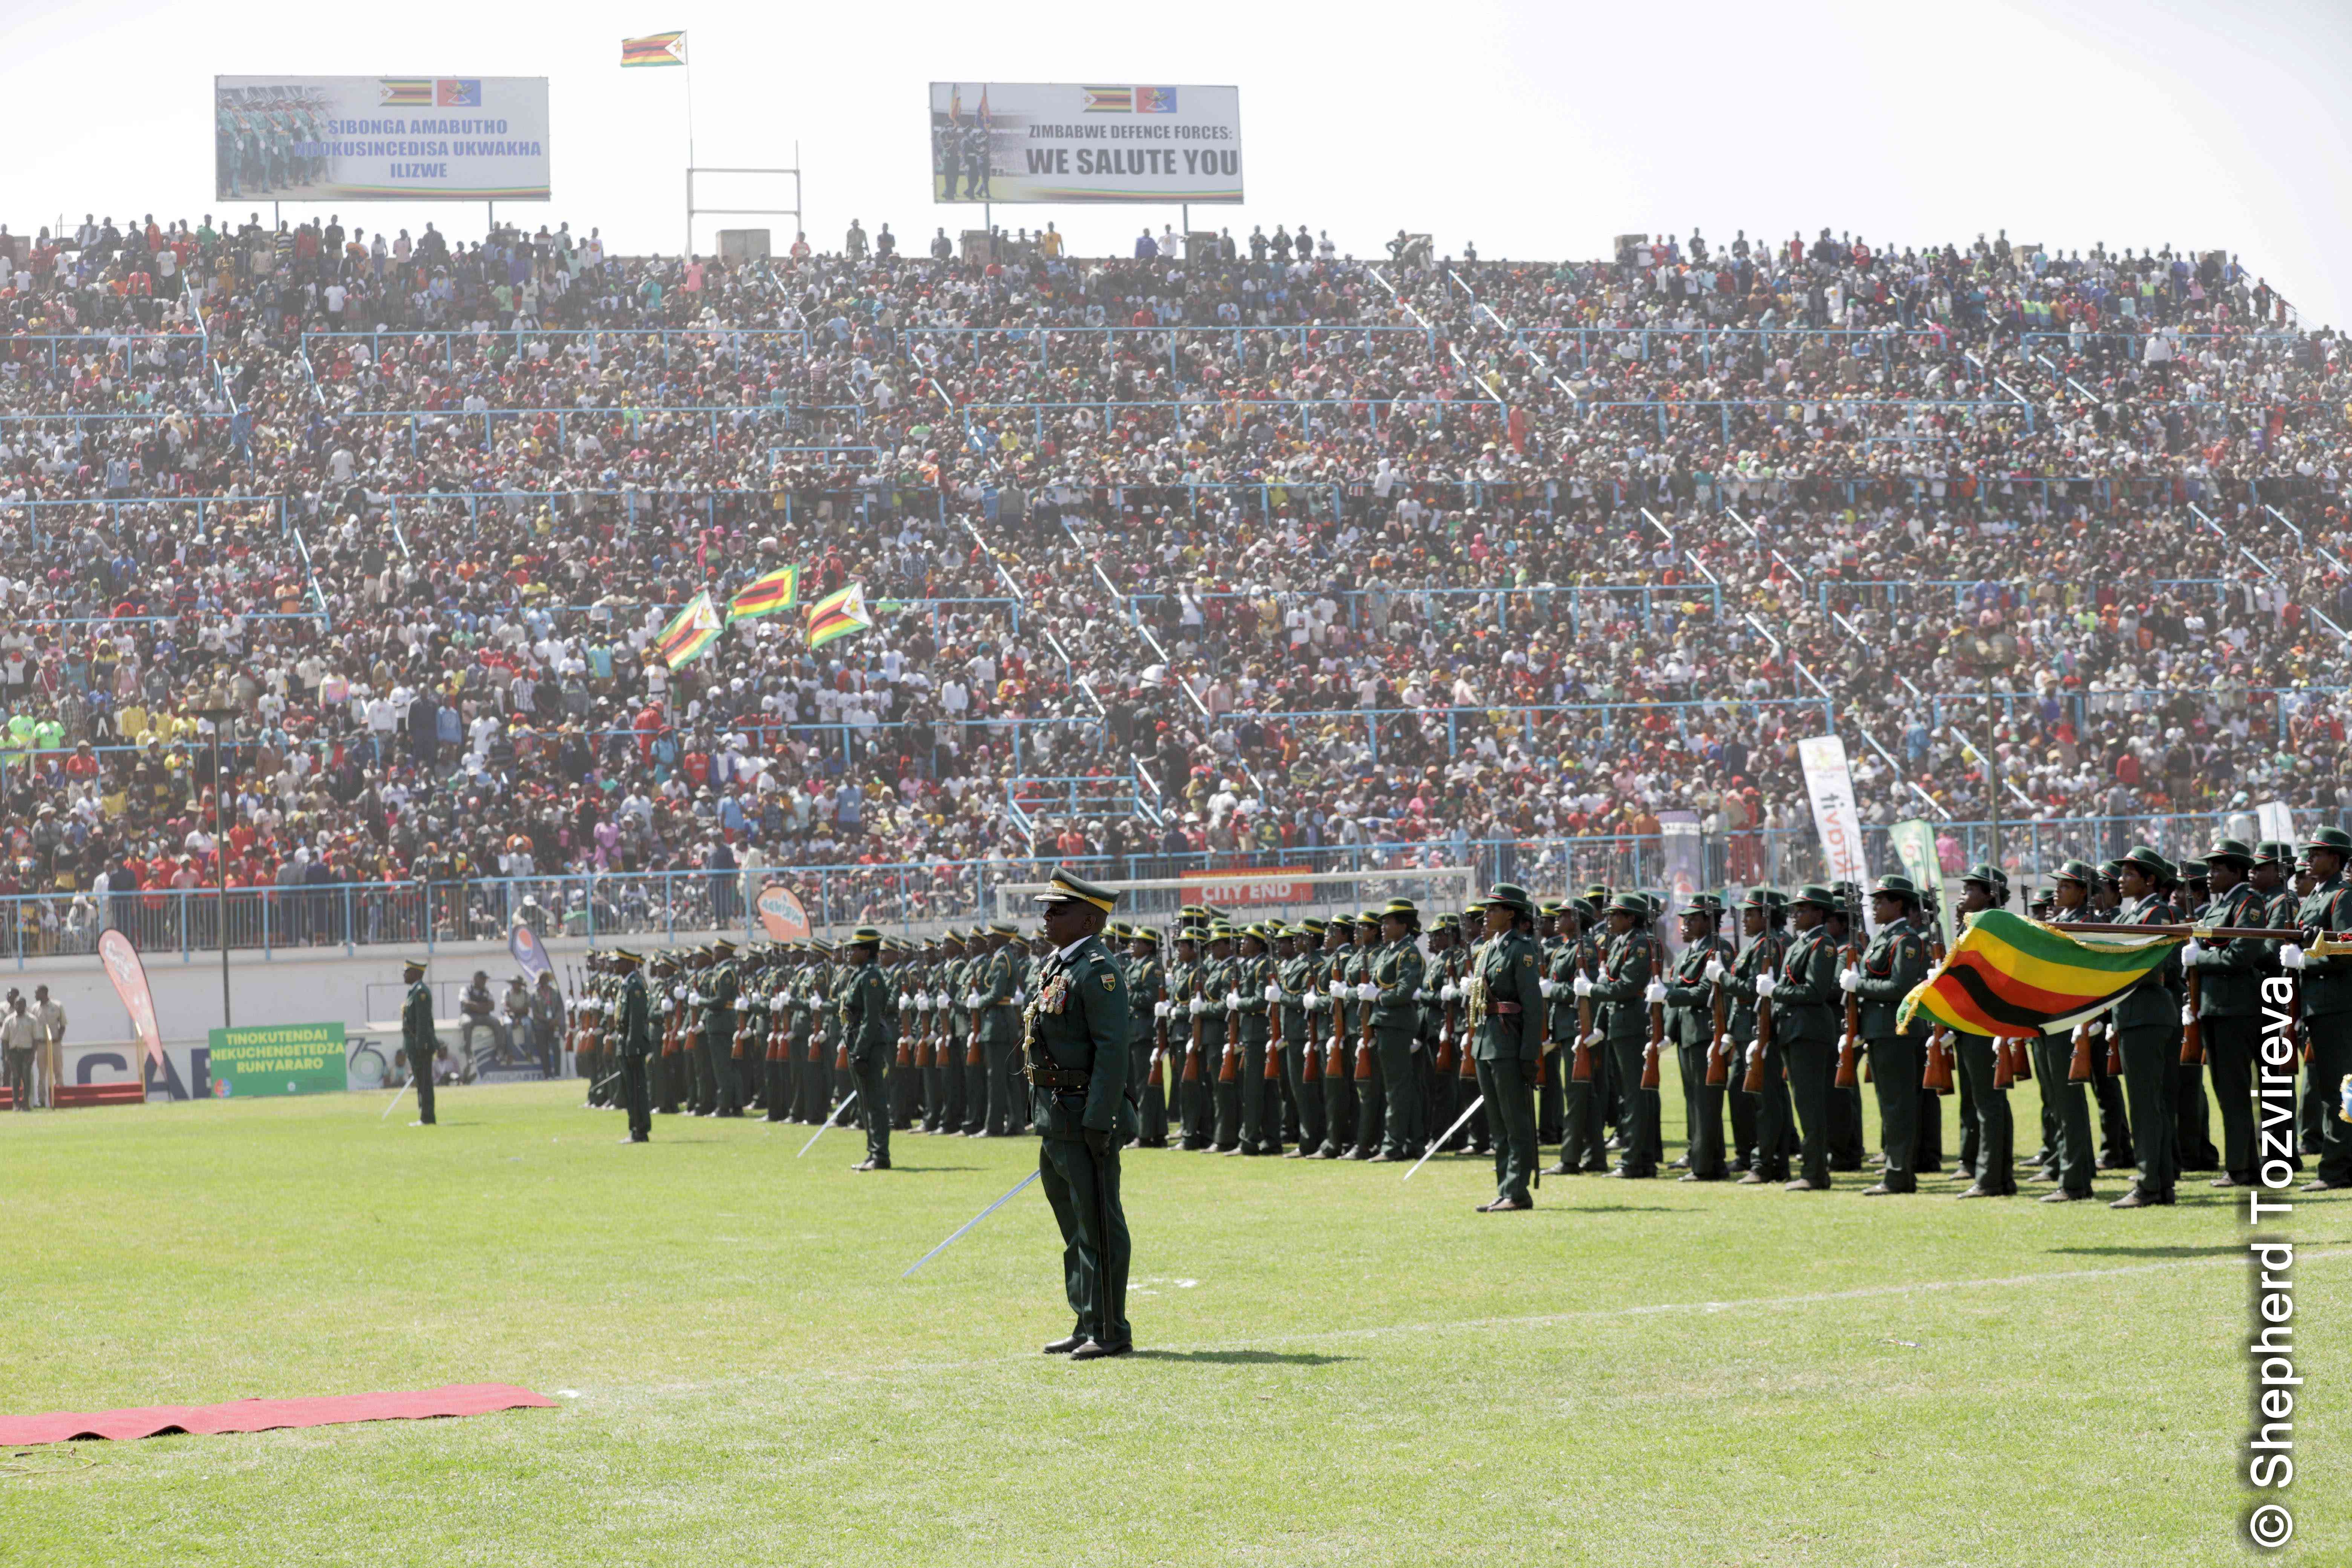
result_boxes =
[565,922,1068,1152]
[547,825,2352,1205]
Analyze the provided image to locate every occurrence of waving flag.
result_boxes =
[805,583,872,649]
[1897,910,2181,1037]
[727,565,801,622]
[655,590,723,668]
[621,31,686,67]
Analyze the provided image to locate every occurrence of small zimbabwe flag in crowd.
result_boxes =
[621,31,686,67]
[727,565,801,622]
[655,590,723,669]
[804,583,872,649]
[1897,909,2181,1037]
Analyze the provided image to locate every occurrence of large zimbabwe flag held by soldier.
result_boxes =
[1897,910,2181,1037]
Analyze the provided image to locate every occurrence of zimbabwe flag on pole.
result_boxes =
[621,31,686,66]
[805,583,872,649]
[727,565,801,622]
[655,590,723,669]
[1897,909,2182,1037]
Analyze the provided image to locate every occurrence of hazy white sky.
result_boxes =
[5,0,2347,321]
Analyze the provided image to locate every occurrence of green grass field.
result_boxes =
[4,1082,2343,1565]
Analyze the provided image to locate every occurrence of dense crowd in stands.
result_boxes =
[1,209,2349,951]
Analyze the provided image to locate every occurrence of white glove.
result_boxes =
[1409,1036,1424,1053]
[671,986,685,1001]
[1264,984,1282,1004]
[1571,975,1592,997]
[933,991,948,1010]
[1188,997,1204,1017]
[2180,939,2204,965]
[1357,982,1377,1003]
[1305,992,1322,1014]
[1012,988,1026,1005]
[1226,990,1243,1010]
[965,989,980,1008]
[1539,978,1556,998]
[1754,973,1777,998]
[1702,959,1727,984]
[2180,1005,2196,1028]
[896,992,911,1009]
[1154,1000,1170,1019]
[1441,982,1459,1001]
[1326,980,1346,999]
[2282,944,2306,971]
[1838,967,1860,993]
[1644,980,1668,1005]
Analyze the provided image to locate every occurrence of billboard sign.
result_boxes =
[215,75,550,202]
[929,82,1241,204]
[207,1022,348,1097]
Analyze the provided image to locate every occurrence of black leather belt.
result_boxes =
[1493,1002,1524,1015]
[1028,1066,1089,1090]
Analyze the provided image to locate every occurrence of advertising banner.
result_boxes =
[508,920,552,982]
[929,82,1242,204]
[1796,734,1869,894]
[96,930,165,1073]
[215,75,550,201]
[207,1022,347,1097]
[1886,818,1951,947]
[756,884,812,943]
[1180,868,1315,906]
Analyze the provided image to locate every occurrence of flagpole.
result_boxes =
[683,44,696,258]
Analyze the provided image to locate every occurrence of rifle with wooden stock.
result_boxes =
[1571,937,1596,1084]
[1704,939,1732,1087]
[1742,931,1777,1095]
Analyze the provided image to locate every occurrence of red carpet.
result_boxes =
[0,1383,556,1445]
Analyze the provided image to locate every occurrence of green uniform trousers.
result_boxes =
[1039,1136,1131,1347]
[404,1044,437,1124]
[852,1049,891,1165]
[2030,1034,2096,1196]
[1782,1038,1832,1186]
[1474,1058,1538,1204]
[1678,1040,1728,1178]
[620,1047,651,1141]
[2311,1014,2352,1187]
[2203,1015,2257,1184]
[1607,1034,1660,1176]
[1864,1037,1922,1191]
[2118,1024,2179,1200]
[1951,1036,2014,1194]
[1375,1027,1421,1158]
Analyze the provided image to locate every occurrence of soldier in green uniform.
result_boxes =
[647,952,680,1115]
[978,921,1026,1137]
[740,947,774,1119]
[611,949,653,1144]
[1024,868,1136,1360]
[703,939,743,1117]
[1182,923,1228,1150]
[1126,926,1171,1148]
[2109,845,2185,1207]
[1546,900,1603,1174]
[1353,912,1392,1157]
[1366,899,1428,1161]
[1664,894,1733,1181]
[2037,863,2104,1200]
[1279,922,1327,1158]
[1764,884,1842,1191]
[2289,827,2352,1191]
[1468,885,1544,1209]
[838,926,896,1171]
[400,957,438,1126]
[1535,903,1568,1146]
[1326,912,1364,1161]
[2249,842,2308,1172]
[574,952,602,1106]
[1229,923,1278,1154]
[1822,886,1871,1173]
[1420,917,1456,1147]
[1844,874,1934,1195]
[2184,838,2264,1189]
[1455,900,1493,1156]
[1580,893,1660,1179]
[1729,890,1786,1181]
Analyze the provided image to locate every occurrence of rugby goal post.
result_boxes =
[991,865,1475,931]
